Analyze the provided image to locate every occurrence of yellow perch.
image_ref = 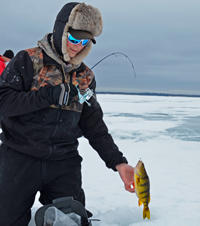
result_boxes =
[133,160,150,219]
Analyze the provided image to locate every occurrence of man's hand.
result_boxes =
[41,83,78,106]
[116,163,135,193]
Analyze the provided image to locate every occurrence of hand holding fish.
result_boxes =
[115,163,135,193]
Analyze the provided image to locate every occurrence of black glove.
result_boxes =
[41,83,78,106]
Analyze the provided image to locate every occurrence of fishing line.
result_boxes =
[73,52,136,86]
[90,52,136,78]
[95,53,118,78]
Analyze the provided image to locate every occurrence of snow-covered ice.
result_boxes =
[9,94,200,226]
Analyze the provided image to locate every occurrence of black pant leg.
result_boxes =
[0,144,42,226]
[39,155,85,206]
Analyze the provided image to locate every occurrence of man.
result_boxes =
[0,49,14,74]
[0,50,14,126]
[0,2,135,225]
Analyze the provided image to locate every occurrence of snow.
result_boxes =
[4,94,200,225]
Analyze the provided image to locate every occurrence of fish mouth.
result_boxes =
[135,160,147,176]
[135,160,144,169]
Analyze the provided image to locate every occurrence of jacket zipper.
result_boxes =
[46,106,61,159]
[46,61,74,159]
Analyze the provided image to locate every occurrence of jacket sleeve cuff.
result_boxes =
[107,156,128,172]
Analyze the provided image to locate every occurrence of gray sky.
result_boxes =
[1,0,200,95]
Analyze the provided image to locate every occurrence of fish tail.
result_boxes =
[143,207,150,219]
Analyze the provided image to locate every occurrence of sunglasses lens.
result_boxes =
[68,34,81,44]
[68,34,89,46]
[82,39,89,46]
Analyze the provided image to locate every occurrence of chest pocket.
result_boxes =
[31,65,63,90]
[71,64,94,95]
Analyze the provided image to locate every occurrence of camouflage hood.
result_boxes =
[52,2,103,65]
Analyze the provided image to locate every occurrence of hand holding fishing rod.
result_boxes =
[44,83,78,106]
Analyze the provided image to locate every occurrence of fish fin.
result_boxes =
[148,195,151,204]
[132,181,135,189]
[138,199,143,206]
[143,207,150,220]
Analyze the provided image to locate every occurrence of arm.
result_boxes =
[0,50,50,117]
[79,77,135,193]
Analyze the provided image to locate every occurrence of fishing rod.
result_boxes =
[73,52,136,86]
[73,52,136,106]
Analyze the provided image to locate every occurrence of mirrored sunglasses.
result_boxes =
[68,33,89,46]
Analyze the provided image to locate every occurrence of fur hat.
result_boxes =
[52,2,103,65]
[3,50,14,59]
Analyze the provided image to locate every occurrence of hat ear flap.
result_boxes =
[62,24,71,62]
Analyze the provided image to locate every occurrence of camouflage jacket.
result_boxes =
[0,47,127,170]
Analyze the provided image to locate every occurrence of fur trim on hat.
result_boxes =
[68,3,103,37]
[62,3,103,63]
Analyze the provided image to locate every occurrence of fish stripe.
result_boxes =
[135,174,149,180]
[141,176,149,180]
[140,195,149,201]
[138,182,149,187]
[141,194,149,198]
[139,189,149,195]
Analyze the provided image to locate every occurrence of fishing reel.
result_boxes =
[76,85,94,107]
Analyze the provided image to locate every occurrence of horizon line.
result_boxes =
[96,91,200,98]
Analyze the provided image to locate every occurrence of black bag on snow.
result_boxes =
[35,197,93,226]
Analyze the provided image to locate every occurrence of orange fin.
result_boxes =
[143,207,150,220]
[132,181,135,189]
[138,199,143,206]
